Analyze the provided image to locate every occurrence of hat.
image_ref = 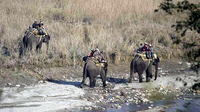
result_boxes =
[149,44,152,47]
[95,48,100,51]
[40,22,44,25]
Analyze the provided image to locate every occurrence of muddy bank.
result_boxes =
[0,59,200,112]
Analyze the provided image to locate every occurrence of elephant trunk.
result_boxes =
[154,63,158,80]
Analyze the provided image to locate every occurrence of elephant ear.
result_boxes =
[153,54,160,63]
[47,34,50,40]
[156,56,160,63]
[104,62,108,68]
[83,56,88,62]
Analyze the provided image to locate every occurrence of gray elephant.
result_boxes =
[80,57,108,88]
[128,54,160,83]
[22,30,50,55]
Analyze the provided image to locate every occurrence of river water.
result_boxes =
[0,60,200,112]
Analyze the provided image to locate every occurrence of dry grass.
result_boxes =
[0,0,199,68]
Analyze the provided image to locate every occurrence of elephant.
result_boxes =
[21,29,50,55]
[80,57,108,88]
[128,54,160,83]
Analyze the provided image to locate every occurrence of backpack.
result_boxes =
[145,51,151,59]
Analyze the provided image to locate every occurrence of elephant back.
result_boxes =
[134,52,152,62]
[84,57,108,68]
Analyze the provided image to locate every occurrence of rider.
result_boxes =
[38,22,46,35]
[88,48,105,62]
[88,48,95,57]
[147,44,154,58]
[32,20,39,29]
[138,43,143,53]
[141,43,148,52]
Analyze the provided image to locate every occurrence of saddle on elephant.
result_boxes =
[134,52,158,62]
[86,57,107,68]
[25,27,48,39]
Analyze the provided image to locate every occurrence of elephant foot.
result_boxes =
[80,84,84,88]
[90,83,95,88]
[80,82,86,88]
[128,79,132,83]
[139,79,143,83]
[146,77,151,82]
[103,82,107,87]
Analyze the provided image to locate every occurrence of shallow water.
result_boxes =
[79,94,200,112]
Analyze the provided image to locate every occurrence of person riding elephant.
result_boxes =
[21,30,50,55]
[32,20,39,29]
[80,58,108,88]
[87,48,106,63]
[88,48,95,57]
[147,44,154,59]
[137,43,143,53]
[128,54,160,83]
[38,22,46,35]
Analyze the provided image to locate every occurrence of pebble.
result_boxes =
[110,105,115,108]
[115,95,120,99]
[117,105,122,109]
[147,93,151,96]
[83,98,87,101]
[16,85,20,87]
[126,103,129,106]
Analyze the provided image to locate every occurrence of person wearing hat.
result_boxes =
[147,44,154,58]
[88,47,105,62]
[32,20,39,29]
[142,43,148,51]
[88,49,95,57]
[38,22,46,35]
[138,43,143,53]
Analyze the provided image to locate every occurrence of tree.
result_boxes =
[156,0,200,73]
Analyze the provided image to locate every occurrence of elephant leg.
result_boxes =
[146,63,153,82]
[101,71,107,87]
[46,42,49,54]
[138,72,143,83]
[139,74,143,82]
[93,78,96,87]
[128,68,134,83]
[89,77,95,88]
[101,75,107,87]
[36,42,42,53]
[29,43,33,51]
[146,70,151,82]
[102,77,107,87]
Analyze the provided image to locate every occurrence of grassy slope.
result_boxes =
[0,0,199,69]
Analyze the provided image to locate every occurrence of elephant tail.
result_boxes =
[83,62,88,77]
[130,59,136,73]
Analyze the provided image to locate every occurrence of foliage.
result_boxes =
[159,0,200,36]
[157,0,200,72]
